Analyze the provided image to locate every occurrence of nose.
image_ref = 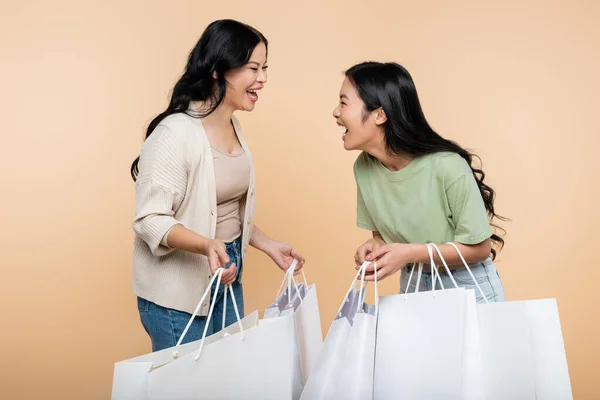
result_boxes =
[332,105,340,118]
[257,70,267,83]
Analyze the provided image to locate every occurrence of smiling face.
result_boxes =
[222,42,268,112]
[332,77,385,151]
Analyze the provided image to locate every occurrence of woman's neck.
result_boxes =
[364,141,413,172]
[194,101,234,131]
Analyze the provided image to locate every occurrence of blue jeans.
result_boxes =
[137,236,244,352]
[400,257,506,303]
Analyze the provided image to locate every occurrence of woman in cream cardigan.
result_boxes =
[130,19,305,351]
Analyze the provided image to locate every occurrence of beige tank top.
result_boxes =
[212,146,250,242]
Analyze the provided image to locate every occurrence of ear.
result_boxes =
[212,71,218,80]
[373,107,387,126]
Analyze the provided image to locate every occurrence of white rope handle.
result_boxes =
[336,261,378,317]
[221,284,244,338]
[426,244,442,297]
[193,272,245,361]
[222,280,228,331]
[403,262,424,300]
[173,268,224,358]
[356,261,379,315]
[273,259,304,305]
[427,243,456,289]
[445,242,490,303]
[428,246,445,291]
[424,242,488,303]
[285,261,304,306]
[192,269,223,361]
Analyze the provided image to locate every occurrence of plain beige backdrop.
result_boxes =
[1,0,599,398]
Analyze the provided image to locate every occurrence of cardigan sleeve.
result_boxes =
[132,124,189,257]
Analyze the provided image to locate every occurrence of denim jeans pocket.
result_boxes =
[137,297,150,313]
[451,262,490,286]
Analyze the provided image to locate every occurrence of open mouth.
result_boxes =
[247,89,261,102]
[337,122,348,140]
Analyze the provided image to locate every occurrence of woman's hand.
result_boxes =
[362,243,417,281]
[265,240,305,275]
[199,238,237,285]
[354,235,386,267]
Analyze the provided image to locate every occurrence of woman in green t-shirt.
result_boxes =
[332,61,506,302]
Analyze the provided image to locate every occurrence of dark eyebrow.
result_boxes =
[340,94,349,100]
[248,61,267,66]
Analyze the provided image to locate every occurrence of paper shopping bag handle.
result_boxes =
[172,268,245,360]
[273,259,305,306]
[334,261,379,318]
[425,242,489,303]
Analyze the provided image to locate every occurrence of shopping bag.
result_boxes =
[428,243,487,400]
[265,263,323,383]
[300,261,378,400]
[147,268,300,399]
[112,270,258,400]
[445,242,573,400]
[374,245,468,400]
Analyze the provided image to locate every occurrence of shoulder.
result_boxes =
[155,113,203,144]
[429,152,472,183]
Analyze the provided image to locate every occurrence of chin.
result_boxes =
[241,102,256,112]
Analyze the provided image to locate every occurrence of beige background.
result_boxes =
[1,0,598,398]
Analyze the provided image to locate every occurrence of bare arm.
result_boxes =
[401,239,492,268]
[250,224,306,273]
[249,224,272,254]
[362,238,492,281]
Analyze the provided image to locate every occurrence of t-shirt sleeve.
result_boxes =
[354,154,378,232]
[357,185,377,231]
[445,168,493,245]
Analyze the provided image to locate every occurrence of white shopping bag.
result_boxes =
[374,245,468,400]
[428,243,486,400]
[445,242,573,400]
[112,270,258,400]
[147,268,300,399]
[477,298,573,400]
[300,261,378,400]
[265,263,323,384]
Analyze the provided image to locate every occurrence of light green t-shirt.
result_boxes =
[354,151,492,245]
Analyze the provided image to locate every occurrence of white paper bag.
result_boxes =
[374,247,468,400]
[445,242,573,400]
[301,261,378,400]
[477,299,573,400]
[112,270,257,400]
[266,263,323,384]
[148,316,298,399]
[429,243,486,400]
[144,268,300,399]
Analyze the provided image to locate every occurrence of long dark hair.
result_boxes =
[130,19,268,181]
[346,62,506,258]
